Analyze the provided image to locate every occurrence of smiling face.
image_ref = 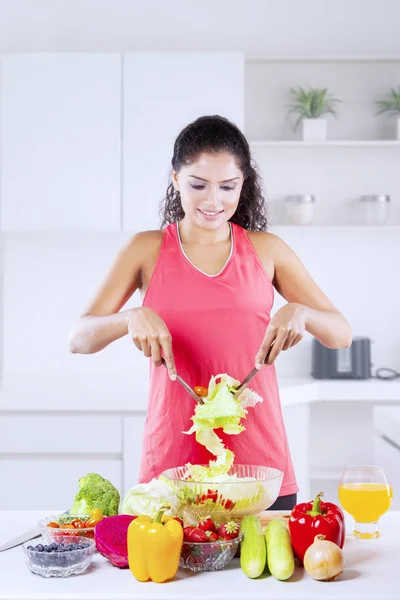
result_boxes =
[172,152,244,230]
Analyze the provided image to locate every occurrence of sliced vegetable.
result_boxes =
[71,519,86,529]
[240,516,267,579]
[265,519,295,581]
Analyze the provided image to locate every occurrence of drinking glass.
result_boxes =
[338,466,393,539]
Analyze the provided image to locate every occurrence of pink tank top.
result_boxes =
[139,222,298,496]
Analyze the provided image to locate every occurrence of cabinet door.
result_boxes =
[123,52,244,232]
[0,459,122,510]
[122,414,146,497]
[1,53,121,231]
[282,403,310,502]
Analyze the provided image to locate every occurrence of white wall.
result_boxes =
[0,0,399,55]
[273,228,400,378]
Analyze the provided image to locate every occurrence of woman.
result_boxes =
[69,115,351,510]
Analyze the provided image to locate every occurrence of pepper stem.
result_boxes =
[153,504,171,524]
[307,491,324,517]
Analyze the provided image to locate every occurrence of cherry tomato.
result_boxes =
[47,521,60,528]
[61,524,74,530]
[85,517,102,528]
[71,519,85,529]
[194,386,208,397]
[90,509,103,521]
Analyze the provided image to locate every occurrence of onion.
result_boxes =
[303,534,344,581]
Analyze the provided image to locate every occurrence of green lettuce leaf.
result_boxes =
[183,373,264,480]
[120,475,181,518]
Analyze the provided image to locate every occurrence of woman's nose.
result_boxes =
[204,188,219,207]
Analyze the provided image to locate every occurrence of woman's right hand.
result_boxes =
[128,307,177,380]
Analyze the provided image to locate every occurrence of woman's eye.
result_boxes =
[191,184,206,190]
[221,186,234,191]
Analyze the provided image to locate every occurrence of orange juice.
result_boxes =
[338,483,393,522]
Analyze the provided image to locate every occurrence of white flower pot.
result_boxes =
[302,118,327,141]
[397,116,400,140]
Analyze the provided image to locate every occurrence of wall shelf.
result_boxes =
[250,140,400,148]
[246,55,400,64]
[271,225,400,232]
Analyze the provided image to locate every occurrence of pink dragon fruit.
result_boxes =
[94,514,137,568]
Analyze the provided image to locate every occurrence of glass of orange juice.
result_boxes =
[338,466,393,539]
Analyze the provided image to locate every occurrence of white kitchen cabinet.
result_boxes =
[0,415,122,454]
[0,413,123,510]
[122,52,244,232]
[122,414,146,496]
[282,403,310,502]
[0,458,122,511]
[0,53,121,231]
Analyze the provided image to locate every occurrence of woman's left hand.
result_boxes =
[255,303,307,367]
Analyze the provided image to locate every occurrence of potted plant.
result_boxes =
[375,87,400,140]
[287,86,341,141]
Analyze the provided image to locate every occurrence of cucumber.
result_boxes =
[265,519,295,581]
[239,515,267,579]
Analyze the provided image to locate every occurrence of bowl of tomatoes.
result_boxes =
[38,509,104,542]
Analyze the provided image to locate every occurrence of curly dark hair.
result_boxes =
[159,115,268,231]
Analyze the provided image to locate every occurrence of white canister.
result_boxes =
[359,195,391,225]
[285,195,315,225]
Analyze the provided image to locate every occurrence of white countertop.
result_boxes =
[0,373,399,413]
[0,510,397,600]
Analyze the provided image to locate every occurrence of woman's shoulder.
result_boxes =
[245,229,285,253]
[123,229,165,255]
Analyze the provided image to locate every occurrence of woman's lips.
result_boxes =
[197,208,224,220]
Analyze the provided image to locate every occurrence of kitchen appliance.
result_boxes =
[311,337,371,380]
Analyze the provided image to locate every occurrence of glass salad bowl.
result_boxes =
[161,464,283,524]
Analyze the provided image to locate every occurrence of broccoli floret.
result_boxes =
[71,473,120,516]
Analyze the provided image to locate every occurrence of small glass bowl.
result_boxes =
[38,514,95,541]
[179,534,243,572]
[22,535,95,578]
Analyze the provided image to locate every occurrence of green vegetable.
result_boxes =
[70,472,120,516]
[120,476,181,518]
[183,373,263,480]
[265,519,295,581]
[240,516,267,578]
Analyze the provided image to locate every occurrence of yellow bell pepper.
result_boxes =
[127,505,183,583]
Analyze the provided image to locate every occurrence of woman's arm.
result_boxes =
[270,234,352,349]
[68,231,162,354]
[248,231,352,365]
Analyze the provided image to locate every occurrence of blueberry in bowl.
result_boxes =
[22,535,95,577]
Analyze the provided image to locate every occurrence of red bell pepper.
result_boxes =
[288,491,345,563]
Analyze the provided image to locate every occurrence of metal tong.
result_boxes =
[232,345,273,399]
[161,358,204,404]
